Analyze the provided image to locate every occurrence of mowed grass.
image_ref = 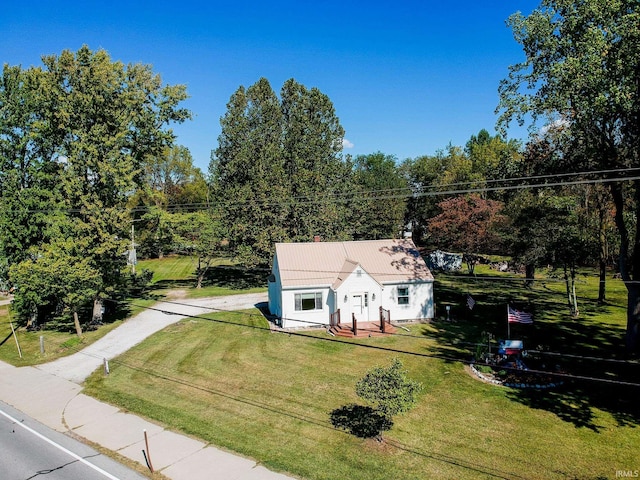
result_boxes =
[0,255,267,365]
[137,255,267,298]
[84,268,640,480]
[0,303,128,366]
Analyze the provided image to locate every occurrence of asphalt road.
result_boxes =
[0,400,146,480]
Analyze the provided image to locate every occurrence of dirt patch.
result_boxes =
[165,289,188,299]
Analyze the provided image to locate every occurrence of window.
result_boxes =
[397,287,409,305]
[295,292,323,311]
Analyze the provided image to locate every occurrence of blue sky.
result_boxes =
[2,1,540,171]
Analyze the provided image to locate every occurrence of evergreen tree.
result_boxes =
[212,78,349,266]
[212,78,288,266]
[281,79,350,242]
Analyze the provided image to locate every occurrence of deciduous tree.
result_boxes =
[427,194,506,273]
[355,358,422,419]
[497,0,640,351]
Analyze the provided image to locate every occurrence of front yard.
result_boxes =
[83,278,640,480]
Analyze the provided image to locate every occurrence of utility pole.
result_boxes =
[129,220,139,274]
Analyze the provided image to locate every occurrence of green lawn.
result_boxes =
[84,267,640,480]
[0,255,267,365]
[137,255,267,298]
[0,302,129,366]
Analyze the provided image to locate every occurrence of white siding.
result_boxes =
[267,256,282,319]
[280,286,331,328]
[333,267,381,323]
[383,281,434,321]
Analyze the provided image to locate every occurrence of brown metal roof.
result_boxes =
[274,239,433,288]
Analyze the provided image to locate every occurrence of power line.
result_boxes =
[2,166,640,215]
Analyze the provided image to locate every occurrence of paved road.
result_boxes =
[38,292,268,383]
[0,400,146,480]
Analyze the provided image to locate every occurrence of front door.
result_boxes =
[352,294,363,316]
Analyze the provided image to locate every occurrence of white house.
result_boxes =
[268,239,434,329]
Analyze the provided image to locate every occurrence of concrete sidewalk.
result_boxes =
[0,293,295,480]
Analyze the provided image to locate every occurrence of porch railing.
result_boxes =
[379,306,391,333]
[330,309,341,327]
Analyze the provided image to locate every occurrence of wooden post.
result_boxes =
[103,358,110,375]
[143,429,154,473]
[39,335,44,355]
[10,321,22,359]
[352,313,357,336]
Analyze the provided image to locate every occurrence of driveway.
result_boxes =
[37,292,268,383]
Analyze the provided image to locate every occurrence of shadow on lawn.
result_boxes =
[151,265,268,291]
[426,273,640,431]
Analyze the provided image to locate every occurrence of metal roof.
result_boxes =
[274,239,434,288]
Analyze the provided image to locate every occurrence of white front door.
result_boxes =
[352,294,363,316]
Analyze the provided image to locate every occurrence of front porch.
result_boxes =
[329,321,397,338]
[328,307,397,338]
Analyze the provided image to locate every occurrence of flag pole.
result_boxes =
[507,304,510,340]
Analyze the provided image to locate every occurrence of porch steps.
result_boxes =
[328,322,397,338]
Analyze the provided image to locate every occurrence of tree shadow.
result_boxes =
[330,404,393,438]
[151,265,268,291]
[425,271,640,430]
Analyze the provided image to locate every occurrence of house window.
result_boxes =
[397,287,409,305]
[295,292,323,311]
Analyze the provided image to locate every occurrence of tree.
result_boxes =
[10,234,101,335]
[497,1,640,351]
[140,145,208,208]
[427,194,506,273]
[351,152,409,240]
[212,78,288,267]
[0,65,61,274]
[172,210,225,288]
[2,46,191,325]
[212,77,349,266]
[355,358,422,419]
[281,78,351,242]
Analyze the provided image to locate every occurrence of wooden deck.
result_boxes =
[328,321,397,338]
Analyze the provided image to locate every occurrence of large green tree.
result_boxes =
[497,0,640,352]
[1,46,190,326]
[211,78,288,266]
[351,152,409,240]
[0,65,60,281]
[212,78,349,266]
[281,78,350,242]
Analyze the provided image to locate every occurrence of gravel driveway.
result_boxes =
[37,292,268,383]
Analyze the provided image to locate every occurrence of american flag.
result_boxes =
[508,306,533,324]
[466,294,476,310]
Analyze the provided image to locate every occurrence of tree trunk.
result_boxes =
[564,266,572,314]
[92,298,104,323]
[571,271,579,317]
[525,264,535,288]
[598,202,607,303]
[626,285,640,354]
[610,183,639,353]
[73,310,83,337]
[598,258,607,304]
